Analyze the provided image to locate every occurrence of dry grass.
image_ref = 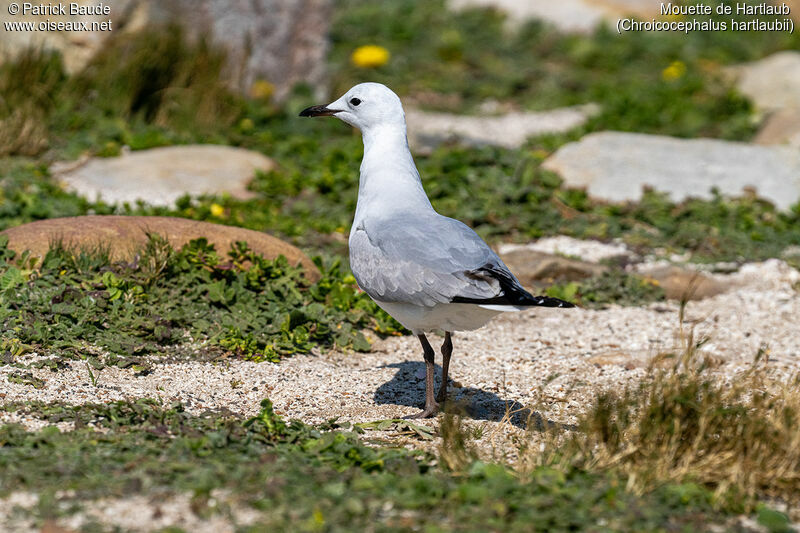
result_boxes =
[73,25,240,132]
[514,302,800,511]
[0,27,241,157]
[434,297,800,512]
[438,408,479,471]
[0,49,63,156]
[0,106,50,157]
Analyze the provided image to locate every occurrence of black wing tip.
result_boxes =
[451,265,576,308]
[451,293,576,308]
[527,295,576,308]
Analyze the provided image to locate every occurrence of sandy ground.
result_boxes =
[2,258,798,433]
[1,248,798,532]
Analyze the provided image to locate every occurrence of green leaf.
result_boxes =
[756,505,791,533]
[0,267,25,292]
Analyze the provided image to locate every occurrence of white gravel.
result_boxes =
[0,490,259,533]
[1,259,797,430]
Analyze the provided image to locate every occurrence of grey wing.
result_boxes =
[348,213,508,307]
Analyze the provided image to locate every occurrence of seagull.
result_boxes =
[300,83,574,418]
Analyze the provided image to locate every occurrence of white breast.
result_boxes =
[373,300,504,335]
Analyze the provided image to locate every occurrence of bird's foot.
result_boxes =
[404,402,440,419]
[435,392,447,404]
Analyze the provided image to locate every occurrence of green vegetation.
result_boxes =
[331,0,798,138]
[0,235,675,368]
[7,0,795,160]
[0,398,750,531]
[0,235,402,364]
[3,340,798,531]
[0,235,675,369]
[547,269,665,309]
[1,1,799,261]
[3,147,800,263]
[2,1,800,529]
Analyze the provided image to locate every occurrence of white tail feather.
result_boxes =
[478,304,524,312]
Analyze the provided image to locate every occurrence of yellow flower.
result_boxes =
[351,45,390,68]
[249,80,275,100]
[210,203,225,217]
[662,60,687,81]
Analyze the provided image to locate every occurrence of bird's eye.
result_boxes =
[349,97,361,106]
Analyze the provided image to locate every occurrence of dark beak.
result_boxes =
[299,105,338,117]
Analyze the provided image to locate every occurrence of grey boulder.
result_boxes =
[542,132,800,210]
[405,104,598,152]
[54,145,273,207]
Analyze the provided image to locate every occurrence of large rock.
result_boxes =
[498,237,632,264]
[405,104,598,151]
[734,51,800,113]
[138,0,331,100]
[638,265,728,301]
[734,52,800,149]
[498,249,607,287]
[542,132,800,210]
[450,0,663,32]
[0,0,331,101]
[53,145,273,206]
[0,216,320,281]
[754,109,800,148]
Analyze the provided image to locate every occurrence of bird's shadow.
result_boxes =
[375,361,573,431]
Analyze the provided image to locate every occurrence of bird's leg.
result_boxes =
[436,331,453,404]
[406,334,439,419]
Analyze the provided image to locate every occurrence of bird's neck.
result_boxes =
[354,124,433,224]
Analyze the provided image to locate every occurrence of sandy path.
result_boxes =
[2,260,798,436]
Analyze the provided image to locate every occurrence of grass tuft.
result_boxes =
[0,26,243,158]
[522,309,800,512]
[72,24,240,134]
[0,49,64,157]
[438,408,480,471]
